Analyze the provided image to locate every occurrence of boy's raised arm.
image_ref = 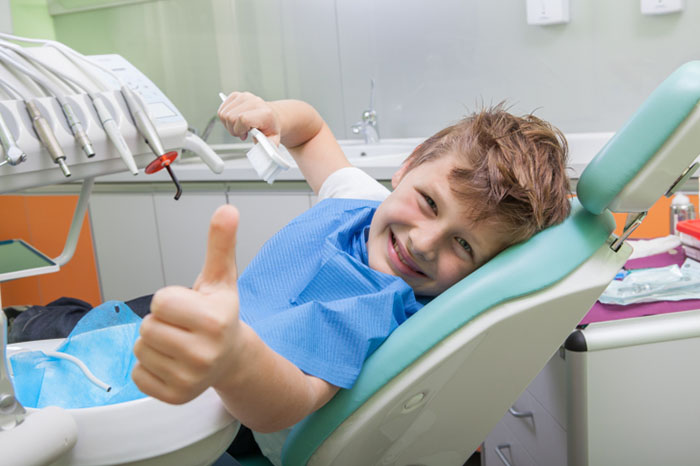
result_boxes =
[132,205,339,432]
[218,92,351,193]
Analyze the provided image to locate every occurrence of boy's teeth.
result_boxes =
[393,235,411,267]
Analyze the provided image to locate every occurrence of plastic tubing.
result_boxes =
[42,351,111,392]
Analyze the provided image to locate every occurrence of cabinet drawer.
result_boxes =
[526,349,566,426]
[484,419,537,466]
[503,389,566,466]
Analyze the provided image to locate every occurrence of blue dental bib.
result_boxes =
[238,198,423,388]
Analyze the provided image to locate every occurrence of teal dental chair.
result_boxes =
[241,61,700,466]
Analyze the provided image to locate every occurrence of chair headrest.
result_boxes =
[577,61,700,215]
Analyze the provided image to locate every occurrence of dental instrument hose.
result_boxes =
[0,48,95,159]
[0,40,138,175]
[0,75,71,176]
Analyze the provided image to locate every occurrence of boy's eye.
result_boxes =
[422,194,438,213]
[456,237,472,253]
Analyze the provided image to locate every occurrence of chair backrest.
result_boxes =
[282,61,700,466]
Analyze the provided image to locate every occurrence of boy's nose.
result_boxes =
[408,228,440,262]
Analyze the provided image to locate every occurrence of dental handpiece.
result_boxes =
[121,85,167,157]
[0,112,27,166]
[25,99,71,177]
[59,100,95,158]
[91,94,138,175]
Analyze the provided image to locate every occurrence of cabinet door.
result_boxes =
[89,193,164,301]
[227,192,311,272]
[153,192,227,288]
[484,420,537,466]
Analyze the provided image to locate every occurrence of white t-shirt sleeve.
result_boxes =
[318,166,391,202]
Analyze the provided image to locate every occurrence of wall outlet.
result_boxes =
[526,0,570,26]
[641,0,684,15]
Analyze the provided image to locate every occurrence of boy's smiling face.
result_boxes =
[367,153,510,297]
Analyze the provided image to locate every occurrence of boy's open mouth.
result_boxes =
[389,231,426,278]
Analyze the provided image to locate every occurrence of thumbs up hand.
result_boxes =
[132,205,245,405]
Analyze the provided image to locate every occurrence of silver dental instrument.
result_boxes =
[0,40,138,175]
[25,98,71,177]
[0,111,27,167]
[0,48,95,159]
[0,74,70,177]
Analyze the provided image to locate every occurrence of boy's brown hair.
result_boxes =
[403,103,571,245]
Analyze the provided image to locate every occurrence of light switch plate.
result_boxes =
[641,0,684,15]
[527,0,570,26]
[0,0,12,33]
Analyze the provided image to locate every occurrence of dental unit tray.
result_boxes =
[0,239,59,281]
[0,46,224,193]
[0,43,226,271]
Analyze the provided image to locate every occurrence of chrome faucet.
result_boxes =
[351,79,380,144]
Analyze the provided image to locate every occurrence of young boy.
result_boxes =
[131,92,571,463]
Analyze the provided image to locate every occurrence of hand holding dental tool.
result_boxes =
[218,92,293,184]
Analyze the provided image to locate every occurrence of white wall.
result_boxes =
[51,0,700,142]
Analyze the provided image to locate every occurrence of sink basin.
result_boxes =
[338,139,421,160]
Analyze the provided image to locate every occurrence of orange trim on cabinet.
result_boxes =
[0,194,102,307]
[611,195,698,239]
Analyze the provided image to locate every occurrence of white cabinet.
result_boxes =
[90,192,167,301]
[483,351,567,466]
[152,192,226,288]
[89,182,312,301]
[484,309,700,466]
[228,190,311,273]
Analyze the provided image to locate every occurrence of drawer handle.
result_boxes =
[495,444,513,466]
[508,407,534,418]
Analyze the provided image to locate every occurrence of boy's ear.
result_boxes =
[391,162,410,189]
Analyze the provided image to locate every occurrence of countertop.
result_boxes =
[97,133,615,184]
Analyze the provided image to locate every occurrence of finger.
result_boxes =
[138,311,194,354]
[234,108,281,145]
[133,337,193,389]
[197,204,240,289]
[132,361,191,405]
[147,286,209,330]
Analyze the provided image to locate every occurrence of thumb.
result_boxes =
[195,204,240,291]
